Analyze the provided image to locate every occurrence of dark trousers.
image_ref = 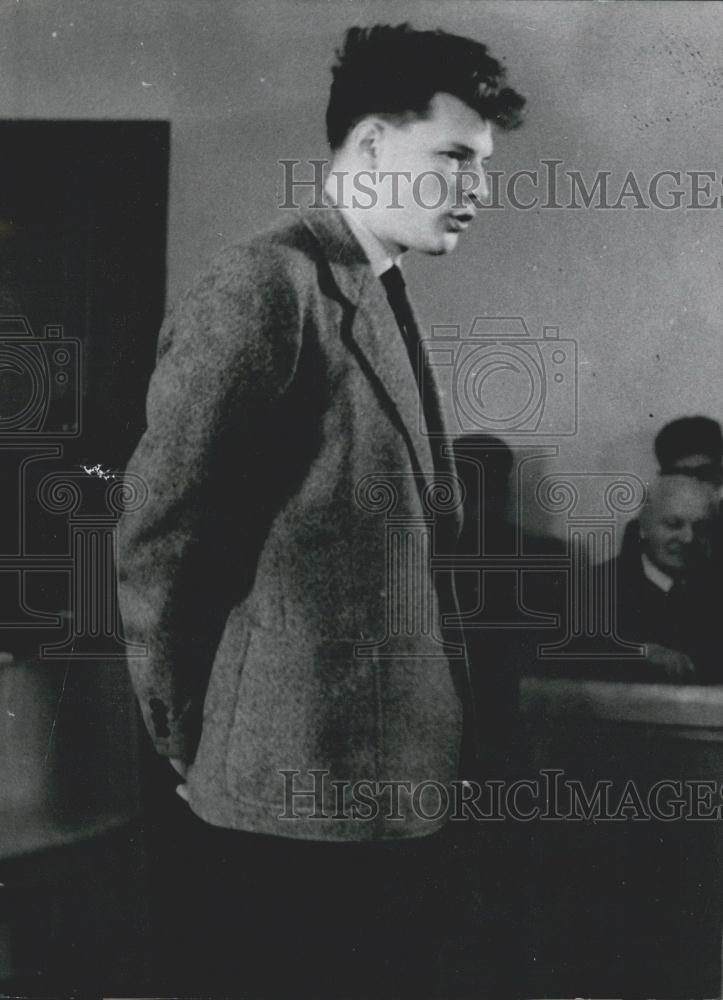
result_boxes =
[150,805,526,997]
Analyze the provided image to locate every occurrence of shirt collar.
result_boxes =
[337,206,401,279]
[641,552,675,593]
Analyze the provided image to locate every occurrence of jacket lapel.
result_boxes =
[354,275,439,488]
[301,206,445,497]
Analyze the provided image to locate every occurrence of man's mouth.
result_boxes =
[446,213,474,233]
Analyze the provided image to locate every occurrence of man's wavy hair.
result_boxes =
[326,23,526,150]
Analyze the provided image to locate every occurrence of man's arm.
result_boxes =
[118,242,302,762]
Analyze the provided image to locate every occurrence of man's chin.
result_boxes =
[418,233,459,256]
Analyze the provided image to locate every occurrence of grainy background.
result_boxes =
[1,0,721,535]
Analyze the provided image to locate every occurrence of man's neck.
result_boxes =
[324,168,403,276]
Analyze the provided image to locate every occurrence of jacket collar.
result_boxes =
[640,552,675,593]
[300,203,371,306]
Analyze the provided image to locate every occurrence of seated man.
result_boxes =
[606,474,720,683]
[621,415,723,565]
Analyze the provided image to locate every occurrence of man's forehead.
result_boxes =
[417,92,494,152]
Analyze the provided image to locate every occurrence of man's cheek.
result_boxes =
[413,172,448,211]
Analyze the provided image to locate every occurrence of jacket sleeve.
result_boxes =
[118,242,302,760]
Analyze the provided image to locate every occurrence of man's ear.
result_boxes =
[351,118,383,167]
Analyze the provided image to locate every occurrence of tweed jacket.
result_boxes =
[118,205,477,840]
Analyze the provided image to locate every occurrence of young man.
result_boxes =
[119,23,524,994]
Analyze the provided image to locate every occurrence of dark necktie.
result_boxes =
[381,269,477,775]
[379,265,444,440]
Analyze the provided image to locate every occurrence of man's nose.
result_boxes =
[464,168,489,207]
[677,523,694,544]
[456,167,488,210]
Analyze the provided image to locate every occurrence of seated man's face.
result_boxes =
[641,476,716,576]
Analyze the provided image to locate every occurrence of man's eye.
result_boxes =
[444,151,469,165]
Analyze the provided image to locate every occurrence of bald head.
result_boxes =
[639,474,718,577]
